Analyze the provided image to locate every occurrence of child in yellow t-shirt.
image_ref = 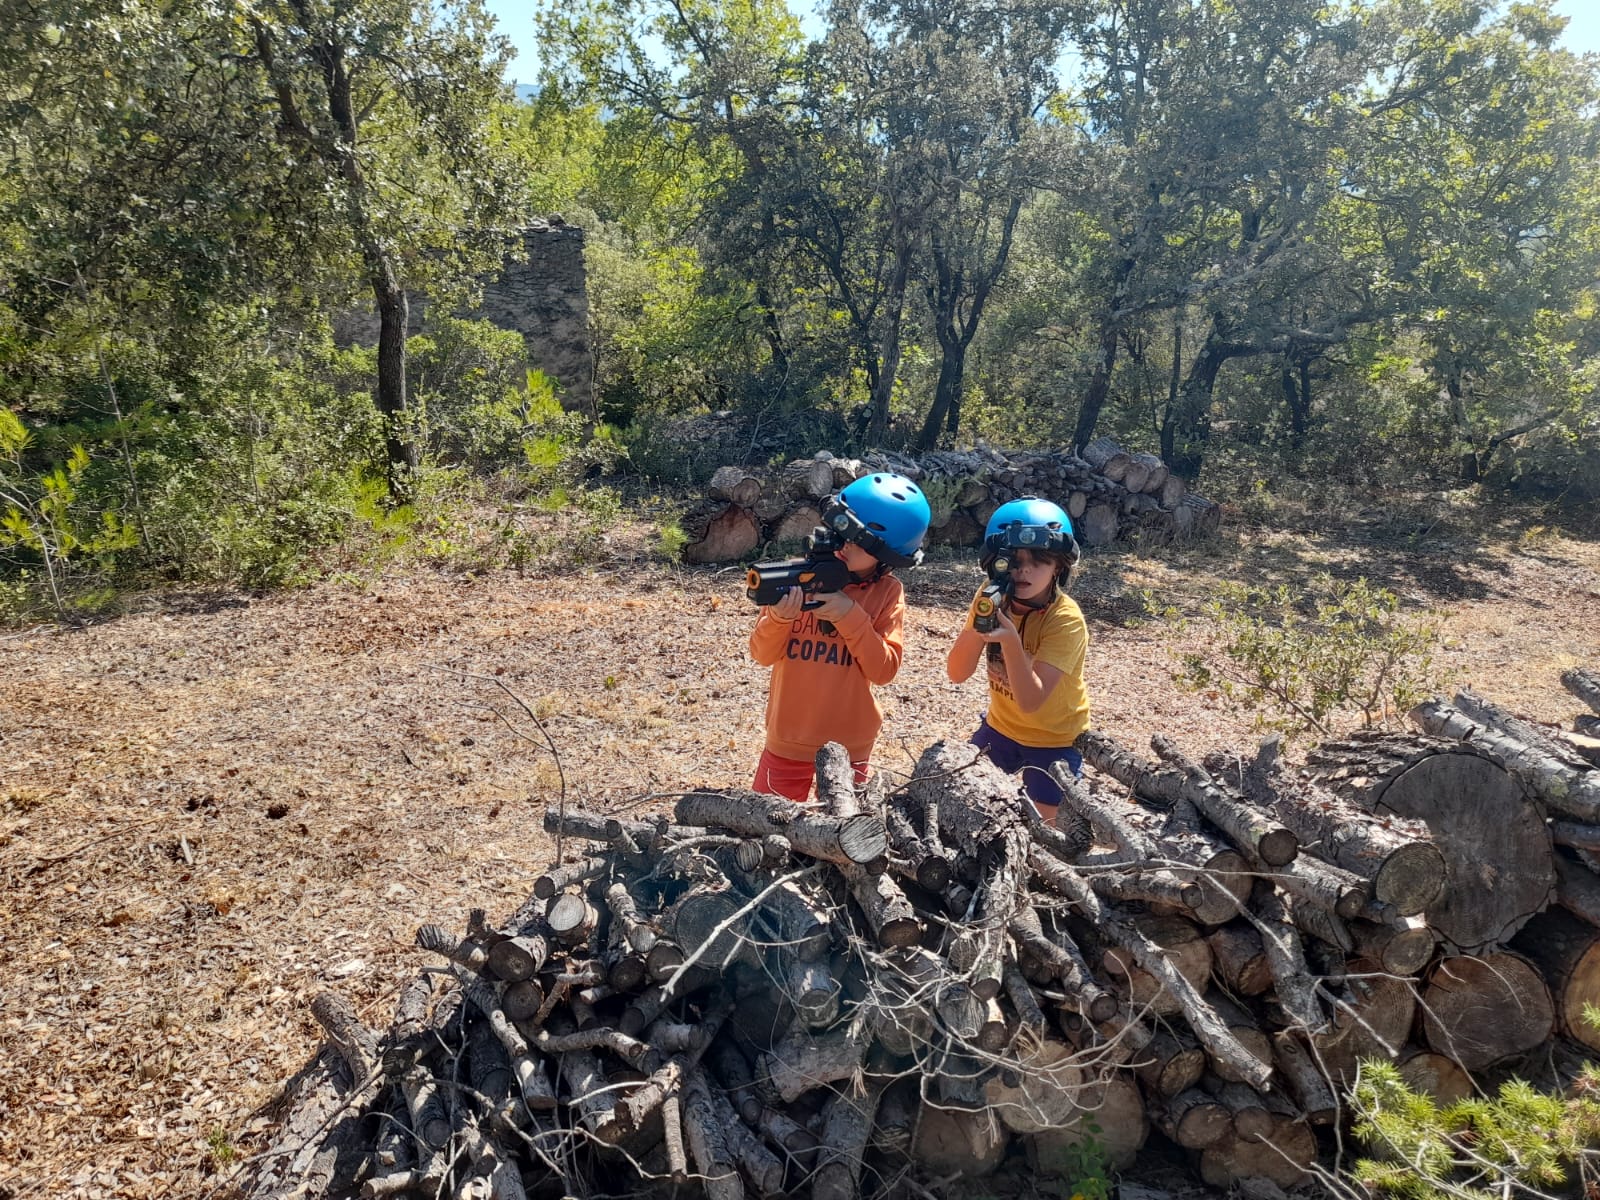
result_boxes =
[749,472,931,800]
[947,497,1090,817]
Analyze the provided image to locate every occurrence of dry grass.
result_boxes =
[0,497,1597,1199]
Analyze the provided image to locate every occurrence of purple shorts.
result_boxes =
[971,719,1082,810]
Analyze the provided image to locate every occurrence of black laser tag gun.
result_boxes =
[972,553,1013,633]
[745,554,852,608]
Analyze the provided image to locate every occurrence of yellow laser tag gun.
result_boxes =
[971,553,1013,633]
[972,581,1004,633]
[746,555,852,608]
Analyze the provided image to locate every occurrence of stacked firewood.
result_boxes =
[242,673,1600,1200]
[681,439,1221,564]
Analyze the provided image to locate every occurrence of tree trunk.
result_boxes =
[709,466,764,508]
[1162,325,1247,483]
[373,278,418,502]
[1073,318,1123,452]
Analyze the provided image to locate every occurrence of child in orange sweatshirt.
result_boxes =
[749,472,931,801]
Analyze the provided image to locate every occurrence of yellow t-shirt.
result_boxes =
[983,591,1091,748]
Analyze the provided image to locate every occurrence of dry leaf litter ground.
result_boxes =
[1,499,1597,1200]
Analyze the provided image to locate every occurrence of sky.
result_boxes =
[485,0,1600,90]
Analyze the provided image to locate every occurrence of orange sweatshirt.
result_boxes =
[748,572,906,763]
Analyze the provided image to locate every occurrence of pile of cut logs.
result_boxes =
[241,671,1600,1200]
[681,439,1221,564]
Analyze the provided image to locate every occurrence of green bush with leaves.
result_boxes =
[1351,1058,1600,1200]
[1176,574,1441,735]
[0,409,138,617]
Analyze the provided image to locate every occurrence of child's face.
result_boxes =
[835,540,880,575]
[1006,548,1058,603]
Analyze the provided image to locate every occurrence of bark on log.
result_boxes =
[705,1082,785,1200]
[1309,732,1553,953]
[1452,688,1596,772]
[463,981,558,1111]
[1233,739,1446,916]
[1564,668,1600,716]
[534,855,609,901]
[1554,849,1600,927]
[1081,436,1133,481]
[811,1065,891,1200]
[1421,953,1553,1070]
[782,457,837,499]
[1098,909,1271,1090]
[1077,734,1252,922]
[1410,697,1600,822]
[309,991,379,1090]
[709,466,764,509]
[682,1066,743,1200]
[605,881,659,955]
[676,790,887,865]
[1154,1088,1233,1149]
[1271,1031,1337,1125]
[1098,913,1214,1019]
[1203,990,1275,1086]
[906,740,1025,847]
[1351,916,1436,976]
[1250,887,1326,1034]
[840,861,923,948]
[1151,735,1298,865]
[1510,906,1600,1052]
[1207,922,1274,996]
[755,1025,867,1103]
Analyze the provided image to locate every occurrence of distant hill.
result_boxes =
[514,83,538,103]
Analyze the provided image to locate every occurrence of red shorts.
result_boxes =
[753,750,869,802]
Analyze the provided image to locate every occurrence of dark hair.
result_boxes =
[982,545,1075,599]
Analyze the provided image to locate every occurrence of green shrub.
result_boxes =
[0,409,139,616]
[1176,574,1442,735]
[1351,1058,1600,1200]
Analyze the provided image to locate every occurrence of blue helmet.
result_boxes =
[830,472,931,567]
[984,497,1078,564]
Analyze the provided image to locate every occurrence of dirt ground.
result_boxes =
[2,496,1598,1200]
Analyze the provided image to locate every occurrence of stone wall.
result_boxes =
[332,219,594,417]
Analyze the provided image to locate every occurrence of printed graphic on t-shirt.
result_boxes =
[785,611,856,668]
[985,643,1012,697]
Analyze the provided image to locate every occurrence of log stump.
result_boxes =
[1309,734,1553,952]
[1421,953,1554,1070]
